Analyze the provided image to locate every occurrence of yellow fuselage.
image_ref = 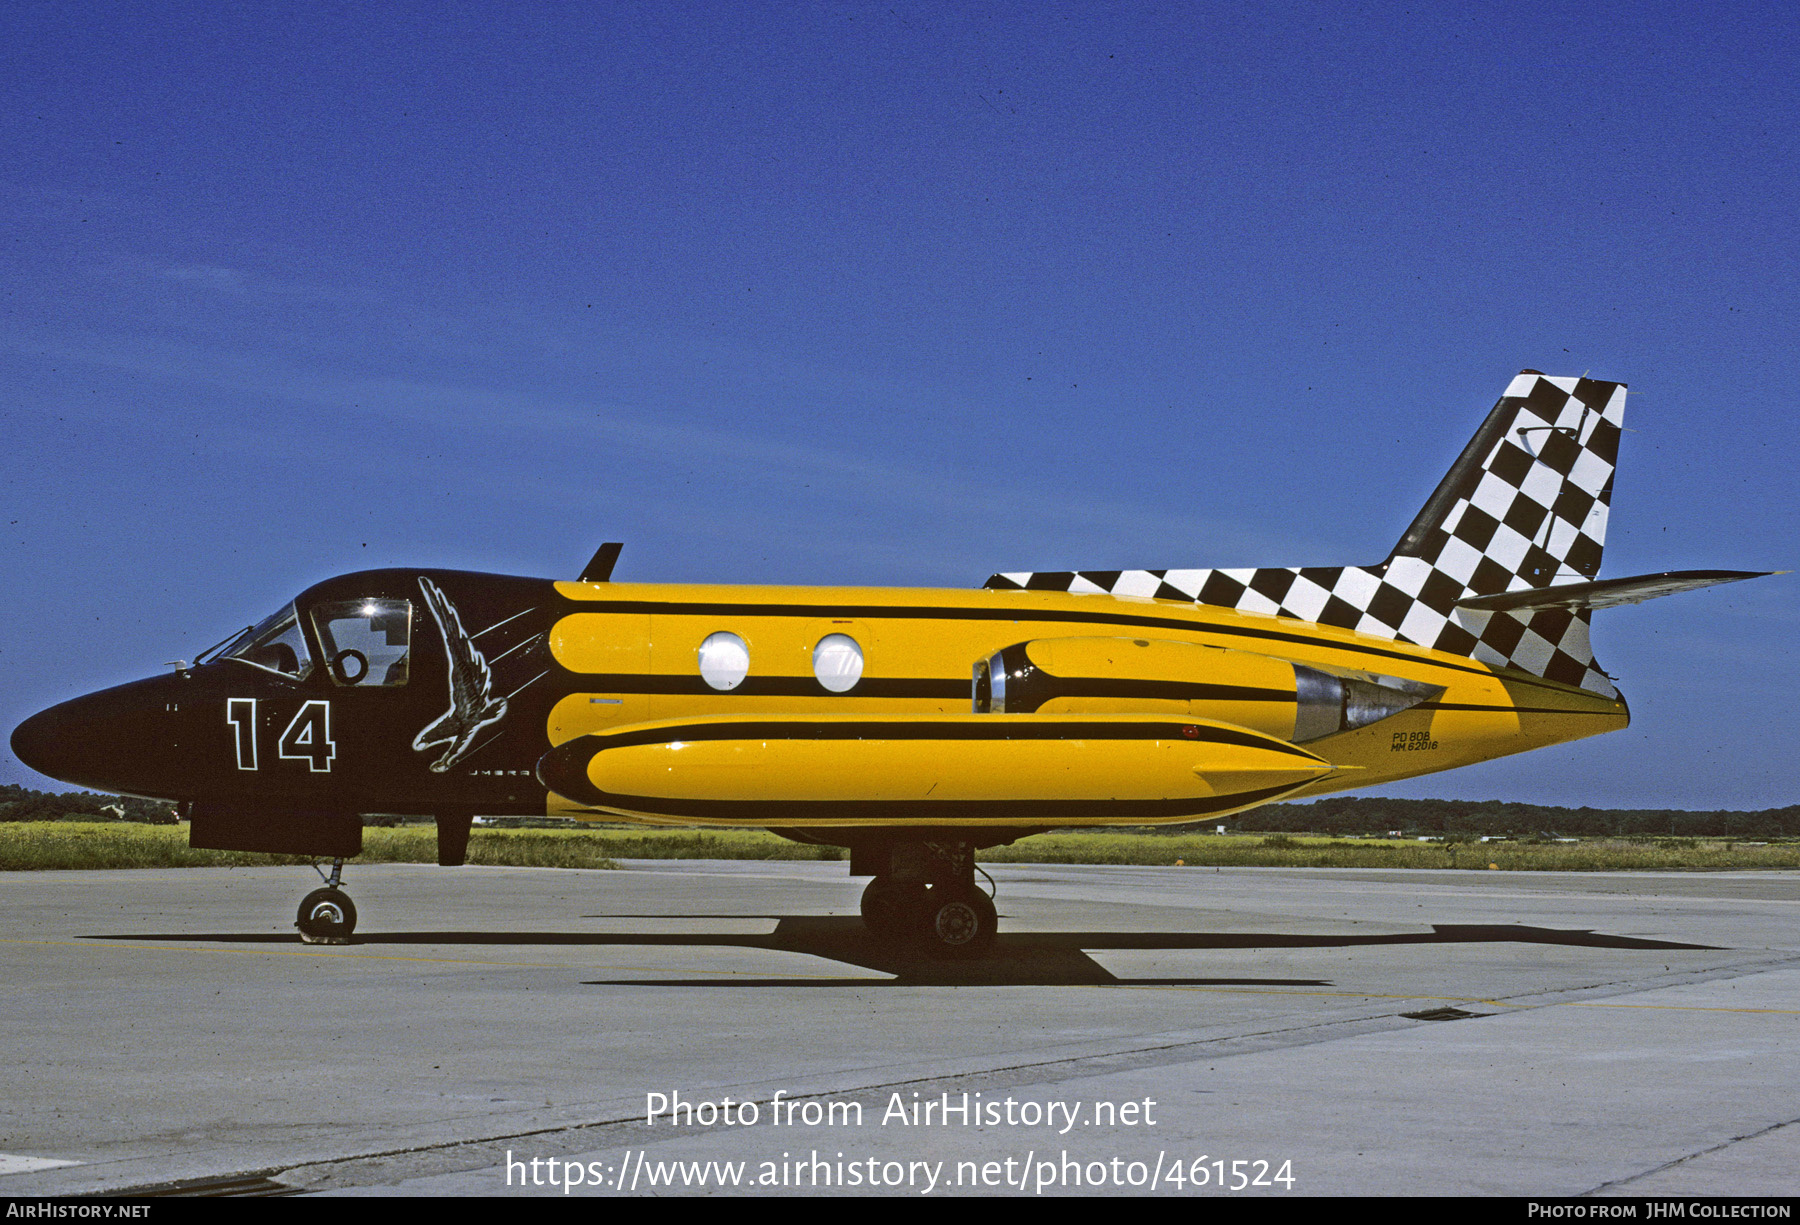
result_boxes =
[541,581,1627,826]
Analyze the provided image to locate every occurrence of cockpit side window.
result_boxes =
[311,599,413,687]
[221,605,314,679]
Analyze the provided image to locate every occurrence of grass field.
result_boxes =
[2,822,1798,872]
[0,823,624,871]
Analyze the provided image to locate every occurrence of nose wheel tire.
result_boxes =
[296,887,357,944]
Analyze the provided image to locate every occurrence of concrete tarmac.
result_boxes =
[0,860,1795,1197]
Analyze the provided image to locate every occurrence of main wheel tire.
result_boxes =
[918,883,997,959]
[860,877,927,940]
[296,887,357,940]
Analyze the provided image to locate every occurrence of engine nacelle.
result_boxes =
[971,637,1442,744]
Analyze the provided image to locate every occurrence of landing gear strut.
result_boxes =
[859,840,997,958]
[296,857,357,943]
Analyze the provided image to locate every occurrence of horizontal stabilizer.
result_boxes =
[1455,570,1774,615]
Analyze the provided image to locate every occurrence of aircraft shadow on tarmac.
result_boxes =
[93,917,1715,987]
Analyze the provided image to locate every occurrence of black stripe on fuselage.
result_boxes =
[570,781,1314,825]
[585,717,1323,760]
[1025,679,1294,704]
[1415,701,1622,716]
[563,673,968,699]
[560,672,1293,705]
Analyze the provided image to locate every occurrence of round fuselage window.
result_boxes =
[697,631,750,690]
[812,633,864,693]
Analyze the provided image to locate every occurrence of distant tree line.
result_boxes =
[0,784,177,824]
[1239,796,1800,839]
[4,783,1796,838]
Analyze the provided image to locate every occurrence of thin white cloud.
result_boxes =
[151,263,249,293]
[4,326,1314,572]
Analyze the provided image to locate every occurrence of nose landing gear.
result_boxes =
[296,857,357,944]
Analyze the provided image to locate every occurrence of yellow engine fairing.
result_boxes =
[1002,637,1304,739]
[554,713,1333,826]
[543,582,1627,825]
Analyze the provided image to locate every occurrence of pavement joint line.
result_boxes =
[16,1012,1438,1195]
[1091,983,1800,1014]
[294,1029,1415,1190]
[1581,1114,1800,1196]
[1562,1001,1800,1014]
[306,1011,1461,1188]
[1415,952,1800,1010]
[1106,984,1516,1004]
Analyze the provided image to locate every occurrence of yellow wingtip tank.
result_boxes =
[537,712,1336,827]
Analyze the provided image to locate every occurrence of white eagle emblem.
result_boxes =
[411,578,509,773]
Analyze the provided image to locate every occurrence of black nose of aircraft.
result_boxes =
[11,700,88,787]
[11,679,187,797]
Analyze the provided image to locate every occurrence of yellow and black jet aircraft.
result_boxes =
[10,372,1771,955]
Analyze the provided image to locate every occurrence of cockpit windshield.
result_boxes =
[220,604,314,679]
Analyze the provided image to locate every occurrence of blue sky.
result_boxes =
[3,1,1794,808]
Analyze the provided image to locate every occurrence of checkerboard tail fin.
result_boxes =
[1368,371,1630,694]
[1385,370,1623,593]
[983,372,1633,695]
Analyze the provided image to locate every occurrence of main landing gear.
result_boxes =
[296,857,357,944]
[859,840,997,958]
